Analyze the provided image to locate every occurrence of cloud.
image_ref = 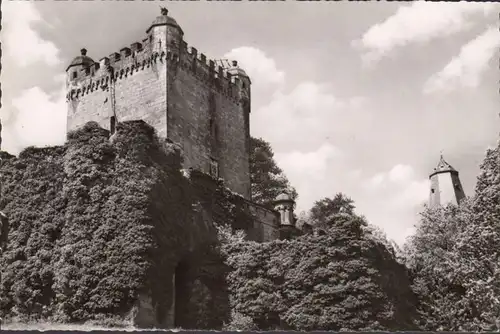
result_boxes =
[274,143,343,210]
[275,144,342,178]
[423,26,500,94]
[252,81,368,151]
[357,164,430,245]
[2,77,67,154]
[2,1,60,67]
[223,47,285,87]
[353,2,495,65]
[388,164,415,183]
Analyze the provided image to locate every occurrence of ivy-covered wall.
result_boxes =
[0,121,256,329]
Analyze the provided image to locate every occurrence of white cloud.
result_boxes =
[2,1,60,67]
[275,144,342,178]
[423,26,500,94]
[354,2,495,65]
[2,77,67,155]
[356,164,430,245]
[1,2,64,154]
[224,47,285,87]
[388,164,415,183]
[274,143,343,210]
[252,81,368,151]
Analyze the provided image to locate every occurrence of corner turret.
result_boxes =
[274,193,303,240]
[227,60,251,111]
[66,48,96,85]
[429,154,466,208]
[274,192,295,226]
[146,8,183,53]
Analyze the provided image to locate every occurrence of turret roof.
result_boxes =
[430,155,458,177]
[275,192,294,203]
[226,60,250,80]
[146,8,183,34]
[66,48,95,72]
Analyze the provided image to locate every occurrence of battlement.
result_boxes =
[66,9,253,201]
[66,37,247,105]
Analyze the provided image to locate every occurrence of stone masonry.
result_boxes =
[66,8,252,199]
[64,8,307,244]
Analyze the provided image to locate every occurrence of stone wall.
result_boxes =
[244,201,280,242]
[66,23,251,199]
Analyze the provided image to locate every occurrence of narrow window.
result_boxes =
[431,189,435,193]
[72,71,77,79]
[210,159,219,178]
[110,116,116,134]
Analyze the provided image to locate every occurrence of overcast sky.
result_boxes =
[2,1,499,244]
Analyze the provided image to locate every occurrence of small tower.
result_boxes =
[273,193,301,240]
[146,7,184,53]
[274,193,295,226]
[66,48,95,86]
[227,60,252,190]
[429,155,466,208]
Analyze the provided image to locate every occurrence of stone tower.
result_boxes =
[65,8,252,199]
[274,193,303,240]
[429,155,466,208]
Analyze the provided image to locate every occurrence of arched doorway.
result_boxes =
[173,260,190,328]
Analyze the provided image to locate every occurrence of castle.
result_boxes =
[65,8,303,241]
[429,155,466,208]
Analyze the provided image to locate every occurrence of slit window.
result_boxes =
[209,159,219,178]
[110,116,116,134]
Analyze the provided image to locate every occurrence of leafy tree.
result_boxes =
[221,211,419,331]
[403,143,500,331]
[250,137,297,209]
[309,193,356,229]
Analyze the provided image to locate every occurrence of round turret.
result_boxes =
[227,60,251,113]
[66,48,95,82]
[146,8,183,51]
[273,192,296,226]
[227,60,250,81]
[275,192,293,203]
[66,48,95,72]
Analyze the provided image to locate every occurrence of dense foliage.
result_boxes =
[404,143,500,331]
[3,117,499,332]
[309,193,356,228]
[250,137,297,208]
[0,121,243,328]
[220,210,419,331]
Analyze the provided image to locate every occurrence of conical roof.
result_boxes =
[430,155,458,177]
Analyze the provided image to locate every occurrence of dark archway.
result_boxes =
[174,259,191,328]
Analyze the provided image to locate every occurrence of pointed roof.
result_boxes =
[430,154,458,177]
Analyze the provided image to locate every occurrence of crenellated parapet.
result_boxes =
[66,37,247,104]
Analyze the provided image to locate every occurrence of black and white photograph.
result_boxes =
[0,0,499,331]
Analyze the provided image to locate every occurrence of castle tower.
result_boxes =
[429,155,466,208]
[273,193,295,226]
[65,8,253,199]
[273,193,303,240]
[226,60,252,172]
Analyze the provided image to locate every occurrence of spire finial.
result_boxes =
[80,48,87,56]
[160,6,168,16]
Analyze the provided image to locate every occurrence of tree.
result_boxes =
[221,211,419,331]
[250,137,297,208]
[309,193,356,229]
[403,143,500,331]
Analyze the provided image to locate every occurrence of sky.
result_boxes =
[2,1,499,245]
